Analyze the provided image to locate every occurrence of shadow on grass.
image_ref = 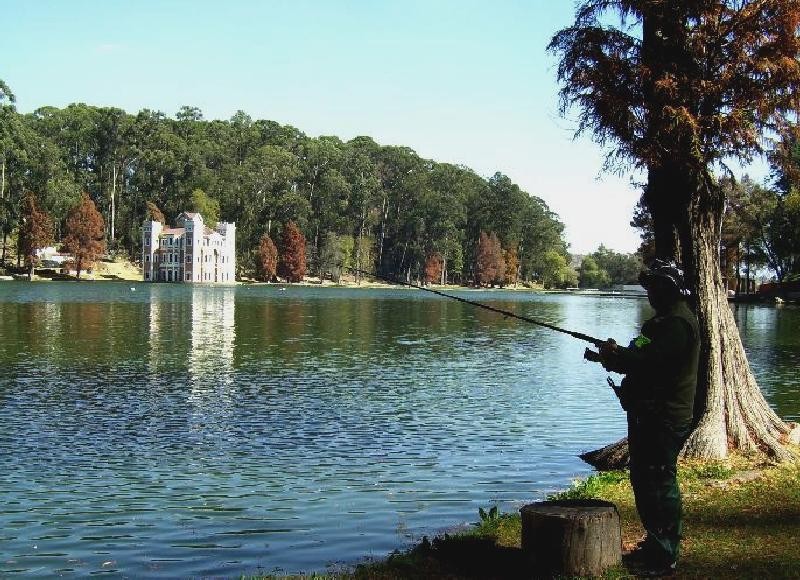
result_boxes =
[687,504,800,529]
[361,535,528,580]
[679,553,800,579]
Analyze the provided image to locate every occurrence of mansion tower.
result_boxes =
[142,212,236,283]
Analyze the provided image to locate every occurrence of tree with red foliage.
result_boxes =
[256,233,278,282]
[490,233,505,287]
[61,193,106,279]
[424,252,443,285]
[278,221,306,282]
[475,231,505,287]
[19,191,54,280]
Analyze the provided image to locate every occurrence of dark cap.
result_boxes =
[638,259,690,297]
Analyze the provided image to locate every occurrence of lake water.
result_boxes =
[0,283,797,577]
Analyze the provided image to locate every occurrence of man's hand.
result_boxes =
[599,339,617,363]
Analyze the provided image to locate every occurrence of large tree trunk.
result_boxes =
[111,163,117,244]
[681,183,793,460]
[583,175,793,470]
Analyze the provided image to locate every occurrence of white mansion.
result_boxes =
[142,212,236,283]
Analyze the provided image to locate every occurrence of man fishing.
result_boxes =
[591,260,700,577]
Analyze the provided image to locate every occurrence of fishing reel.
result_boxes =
[583,348,602,362]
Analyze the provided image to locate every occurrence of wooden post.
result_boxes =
[520,499,621,577]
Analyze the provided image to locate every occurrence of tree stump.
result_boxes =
[520,499,621,577]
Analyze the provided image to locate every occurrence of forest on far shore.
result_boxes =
[0,80,590,287]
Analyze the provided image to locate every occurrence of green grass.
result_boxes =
[247,450,800,579]
[548,471,629,501]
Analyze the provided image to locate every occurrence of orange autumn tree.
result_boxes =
[504,245,520,287]
[424,252,443,285]
[62,193,106,279]
[256,233,278,282]
[278,221,306,282]
[475,231,505,287]
[18,191,54,280]
[550,0,800,461]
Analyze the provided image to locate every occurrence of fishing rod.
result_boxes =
[346,267,607,351]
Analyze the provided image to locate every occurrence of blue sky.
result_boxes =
[1,0,768,254]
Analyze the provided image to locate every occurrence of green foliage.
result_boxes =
[318,232,354,282]
[2,97,572,281]
[190,188,219,228]
[579,255,611,288]
[540,249,576,289]
[591,245,641,286]
[548,471,628,500]
[722,175,800,283]
[354,458,800,579]
[680,461,734,481]
[575,246,641,289]
[478,505,498,523]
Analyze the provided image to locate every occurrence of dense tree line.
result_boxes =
[0,82,570,285]
[579,245,641,289]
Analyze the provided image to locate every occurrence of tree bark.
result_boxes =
[111,163,117,244]
[682,184,792,460]
[520,499,621,577]
[582,176,792,469]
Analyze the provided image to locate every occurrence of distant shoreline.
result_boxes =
[1,272,651,299]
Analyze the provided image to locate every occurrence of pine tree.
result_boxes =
[475,231,495,287]
[256,233,278,282]
[424,252,443,285]
[489,233,505,287]
[19,191,53,280]
[278,221,306,283]
[61,193,106,279]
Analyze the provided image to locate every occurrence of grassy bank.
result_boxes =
[328,451,800,579]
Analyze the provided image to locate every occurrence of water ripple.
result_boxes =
[0,284,795,576]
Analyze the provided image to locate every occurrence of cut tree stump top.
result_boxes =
[520,499,618,518]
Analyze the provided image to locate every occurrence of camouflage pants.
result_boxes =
[627,413,692,564]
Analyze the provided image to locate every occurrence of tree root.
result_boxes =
[579,437,629,471]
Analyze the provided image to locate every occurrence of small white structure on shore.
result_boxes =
[35,246,71,268]
[142,212,236,283]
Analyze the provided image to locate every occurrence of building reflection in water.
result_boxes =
[146,286,236,395]
[188,286,236,402]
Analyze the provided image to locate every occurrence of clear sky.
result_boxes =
[0,0,768,254]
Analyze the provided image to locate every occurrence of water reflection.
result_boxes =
[0,284,796,577]
[188,286,236,389]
